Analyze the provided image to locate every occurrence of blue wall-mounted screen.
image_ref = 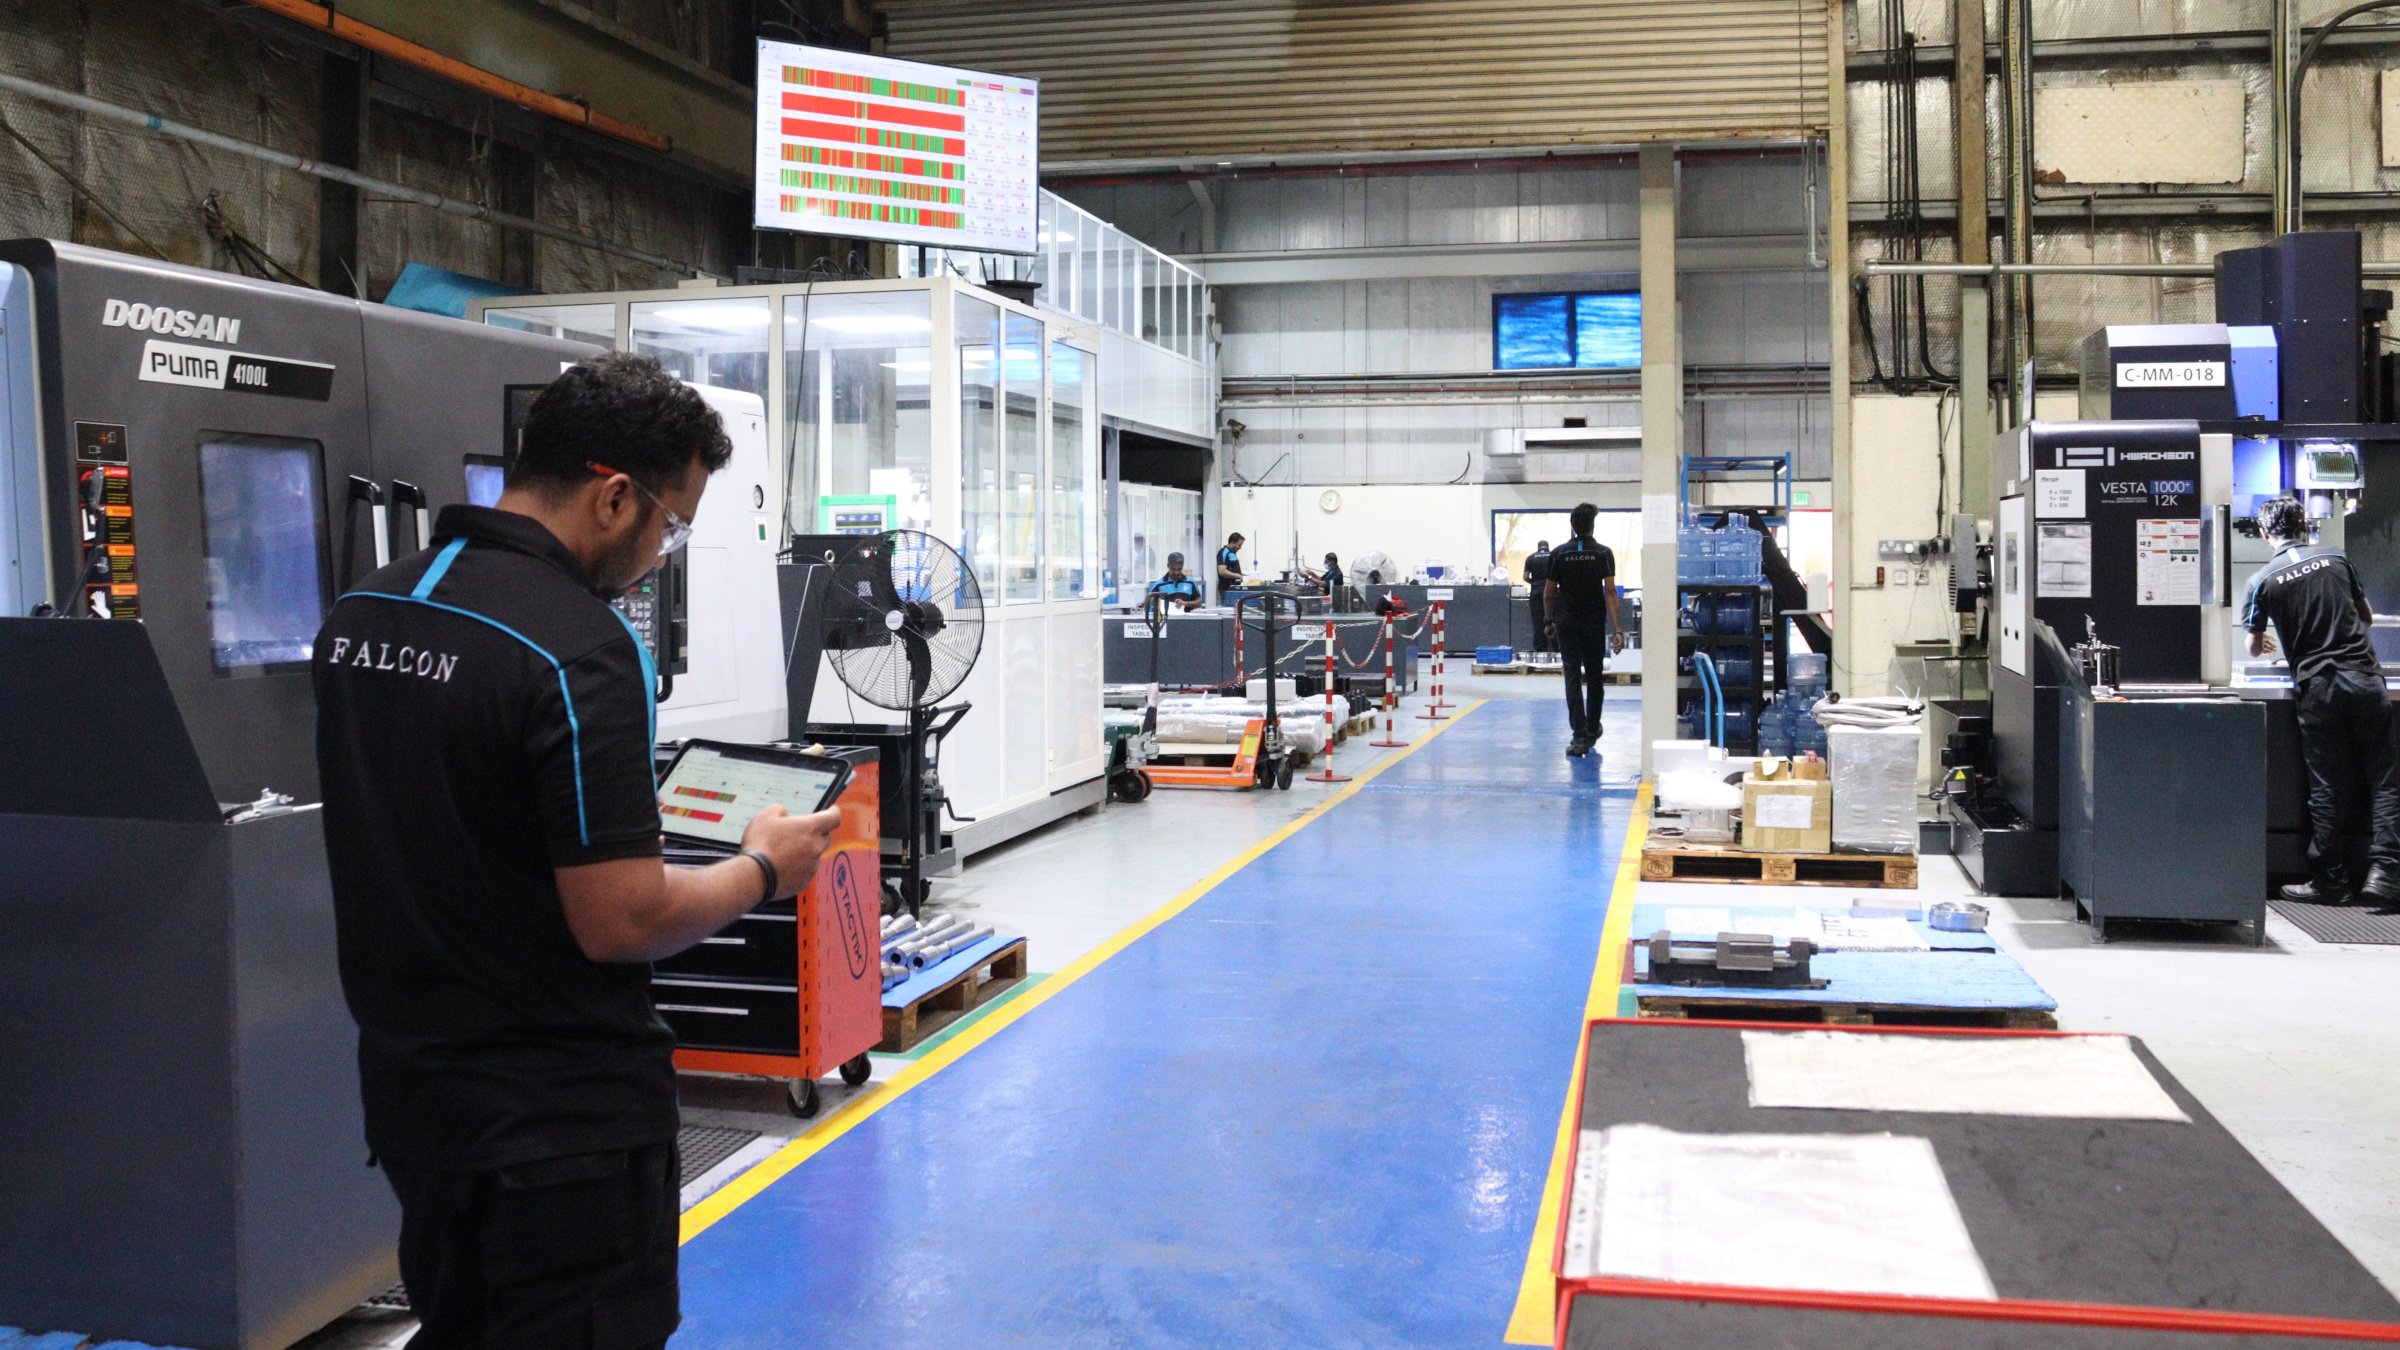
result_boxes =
[1494,291,1640,370]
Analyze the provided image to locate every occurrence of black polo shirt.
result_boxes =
[314,505,672,1172]
[2242,542,2380,686]
[1525,548,1551,585]
[1149,574,1202,604]
[1548,535,1617,632]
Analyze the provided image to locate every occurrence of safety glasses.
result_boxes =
[587,461,691,556]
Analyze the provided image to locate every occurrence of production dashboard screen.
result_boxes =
[657,744,843,848]
[753,38,1038,254]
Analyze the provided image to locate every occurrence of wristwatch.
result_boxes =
[737,848,779,904]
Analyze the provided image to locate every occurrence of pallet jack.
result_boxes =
[1148,590,1298,791]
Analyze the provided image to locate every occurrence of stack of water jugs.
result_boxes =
[1675,517,1765,585]
[1757,651,1831,759]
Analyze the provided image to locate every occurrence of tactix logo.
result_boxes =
[101,298,241,344]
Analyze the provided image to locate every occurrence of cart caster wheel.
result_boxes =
[1134,770,1155,801]
[786,1078,822,1119]
[1277,762,1295,790]
[881,880,905,919]
[1110,772,1143,803]
[839,1054,873,1087]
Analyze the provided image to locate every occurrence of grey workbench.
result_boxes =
[1100,608,1418,691]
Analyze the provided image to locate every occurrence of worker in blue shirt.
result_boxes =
[1148,552,1205,611]
[1216,533,1246,604]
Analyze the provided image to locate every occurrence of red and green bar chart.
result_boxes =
[753,41,1037,252]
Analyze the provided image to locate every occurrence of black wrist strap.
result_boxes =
[737,848,778,904]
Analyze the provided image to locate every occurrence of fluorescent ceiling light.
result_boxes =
[814,313,933,335]
[649,303,769,329]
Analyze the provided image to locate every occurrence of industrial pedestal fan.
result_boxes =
[789,530,984,918]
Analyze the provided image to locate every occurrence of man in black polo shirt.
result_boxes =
[1148,551,1205,611]
[2242,495,2400,905]
[1543,503,1624,759]
[314,353,841,1348]
[1525,539,1553,656]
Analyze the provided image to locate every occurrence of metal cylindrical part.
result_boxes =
[909,925,995,968]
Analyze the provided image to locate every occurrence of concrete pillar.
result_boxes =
[1826,0,1856,694]
[1639,143,1681,776]
[1955,0,1993,523]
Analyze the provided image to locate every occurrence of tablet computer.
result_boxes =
[654,739,852,852]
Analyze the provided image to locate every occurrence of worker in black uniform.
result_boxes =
[1148,551,1205,611]
[1216,532,1246,604]
[1296,551,1345,599]
[1543,503,1624,758]
[2243,495,2400,905]
[1525,540,1553,656]
[313,354,843,1349]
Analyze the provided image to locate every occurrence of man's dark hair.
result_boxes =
[2258,495,2310,543]
[1228,532,1245,546]
[513,352,731,493]
[1570,502,1598,536]
[1167,551,1185,568]
[1324,552,1338,566]
[1536,539,1550,550]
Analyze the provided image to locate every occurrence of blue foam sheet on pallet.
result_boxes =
[881,935,1024,1009]
[1631,948,2058,1011]
[1628,901,1998,952]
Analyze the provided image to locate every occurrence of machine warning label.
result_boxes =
[2136,518,2202,606]
[136,339,335,401]
[77,463,138,620]
[73,421,127,463]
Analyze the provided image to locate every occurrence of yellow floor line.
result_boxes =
[680,700,1490,1245]
[1502,780,1652,1345]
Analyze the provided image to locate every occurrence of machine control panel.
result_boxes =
[610,553,689,678]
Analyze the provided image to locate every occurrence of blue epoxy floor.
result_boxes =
[675,696,1641,1347]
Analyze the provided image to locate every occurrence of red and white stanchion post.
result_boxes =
[1418,600,1453,719]
[1306,617,1353,782]
[1370,614,1408,747]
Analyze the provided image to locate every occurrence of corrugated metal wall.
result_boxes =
[0,0,742,298]
[1065,154,1831,486]
[882,0,1831,168]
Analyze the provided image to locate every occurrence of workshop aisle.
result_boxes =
[673,697,1639,1346]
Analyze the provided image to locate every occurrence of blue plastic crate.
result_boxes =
[1475,645,1515,664]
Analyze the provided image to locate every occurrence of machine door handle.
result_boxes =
[344,476,389,587]
[389,480,430,555]
[2213,503,2233,606]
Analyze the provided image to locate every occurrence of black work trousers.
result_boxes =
[1559,624,1610,740]
[383,1141,681,1350]
[2296,669,2400,891]
[1528,592,1548,655]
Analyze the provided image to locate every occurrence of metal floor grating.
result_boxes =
[2270,898,2400,945]
[362,1123,763,1312]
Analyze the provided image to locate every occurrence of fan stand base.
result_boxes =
[1304,768,1353,783]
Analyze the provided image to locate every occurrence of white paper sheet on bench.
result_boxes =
[1561,1124,1995,1299]
[1741,1031,2190,1121]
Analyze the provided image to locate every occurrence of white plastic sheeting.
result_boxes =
[1741,1030,2192,1120]
[1829,723,1923,854]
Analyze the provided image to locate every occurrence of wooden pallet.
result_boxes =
[1636,993,2056,1030]
[1641,840,1917,889]
[879,938,1030,1053]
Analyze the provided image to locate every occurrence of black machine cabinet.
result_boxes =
[0,239,594,802]
[0,619,395,1350]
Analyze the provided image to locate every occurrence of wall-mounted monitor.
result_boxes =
[754,39,1039,255]
[1494,290,1641,371]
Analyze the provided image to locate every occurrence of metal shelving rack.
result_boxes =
[1675,454,1794,755]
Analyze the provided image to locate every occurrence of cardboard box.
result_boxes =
[1742,756,1832,853]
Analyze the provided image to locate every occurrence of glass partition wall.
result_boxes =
[475,276,1105,814]
[478,278,1095,589]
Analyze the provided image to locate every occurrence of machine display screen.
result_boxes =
[197,436,328,675]
[463,459,506,508]
[655,743,845,848]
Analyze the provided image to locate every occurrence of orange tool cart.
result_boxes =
[650,746,884,1118]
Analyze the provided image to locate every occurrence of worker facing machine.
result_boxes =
[1544,503,1625,759]
[2243,495,2400,906]
[1148,551,1205,610]
[1216,531,1246,602]
[314,355,843,1348]
[1525,540,1553,656]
